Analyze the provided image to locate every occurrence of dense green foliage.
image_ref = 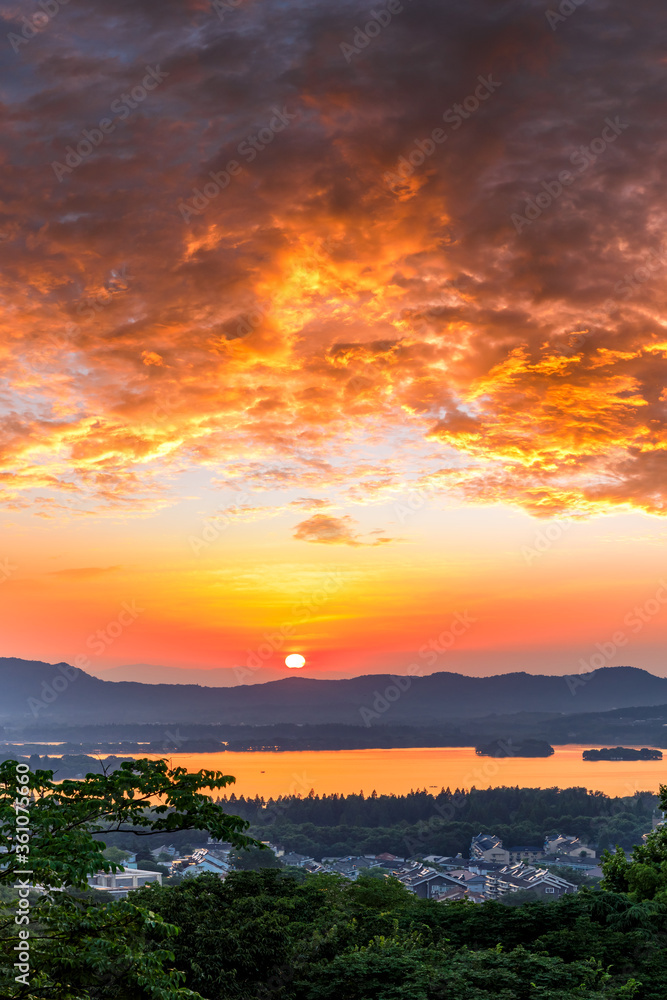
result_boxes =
[216,785,657,858]
[139,866,660,999]
[0,758,256,999]
[229,845,283,870]
[138,799,667,999]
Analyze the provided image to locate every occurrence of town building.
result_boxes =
[302,860,328,875]
[433,885,486,904]
[282,852,316,868]
[440,869,488,894]
[485,862,577,900]
[324,856,384,879]
[180,854,231,878]
[87,866,162,898]
[544,835,596,860]
[508,846,544,864]
[651,810,665,830]
[150,844,177,861]
[393,864,452,899]
[422,855,463,869]
[206,838,235,855]
[470,833,510,864]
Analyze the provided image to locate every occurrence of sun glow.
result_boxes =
[285,653,306,669]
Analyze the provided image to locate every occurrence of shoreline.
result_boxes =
[3,741,666,755]
[3,745,663,796]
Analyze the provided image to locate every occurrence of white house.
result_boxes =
[87,866,161,898]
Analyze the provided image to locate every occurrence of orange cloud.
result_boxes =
[0,0,665,532]
[141,351,165,367]
[293,514,394,546]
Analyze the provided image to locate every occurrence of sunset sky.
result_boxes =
[2,0,667,683]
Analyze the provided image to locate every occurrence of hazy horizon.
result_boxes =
[5,655,665,688]
[89,656,667,687]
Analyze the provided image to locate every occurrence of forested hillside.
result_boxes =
[139,861,666,999]
[4,658,667,726]
[215,786,657,858]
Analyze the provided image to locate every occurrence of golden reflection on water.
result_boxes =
[134,746,665,799]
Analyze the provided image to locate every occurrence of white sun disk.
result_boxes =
[285,653,306,669]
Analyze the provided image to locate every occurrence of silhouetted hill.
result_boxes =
[1,658,667,727]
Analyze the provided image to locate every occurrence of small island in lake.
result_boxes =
[475,738,555,758]
[582,747,663,761]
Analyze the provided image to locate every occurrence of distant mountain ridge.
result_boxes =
[1,658,667,727]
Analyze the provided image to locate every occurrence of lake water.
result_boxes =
[133,746,665,799]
